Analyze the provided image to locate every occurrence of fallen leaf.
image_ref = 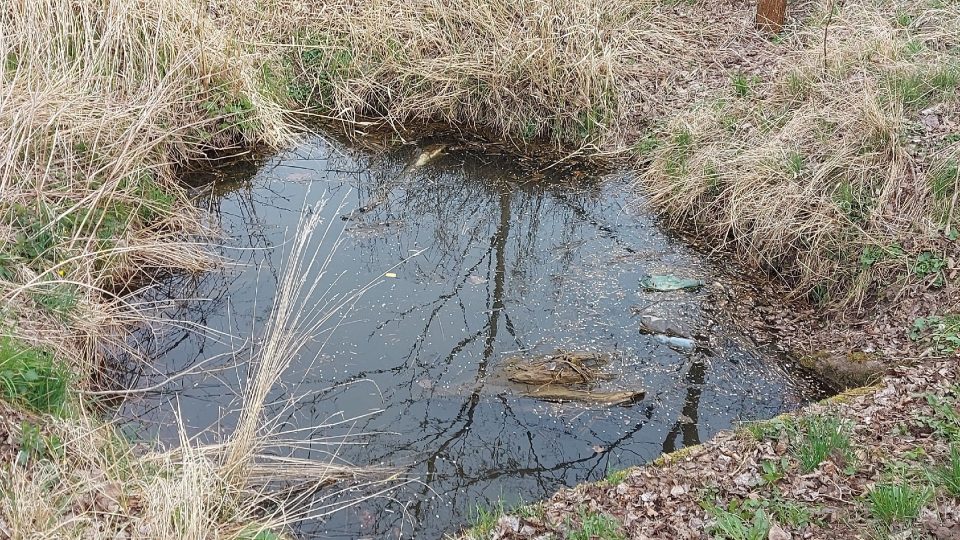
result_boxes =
[768,523,791,540]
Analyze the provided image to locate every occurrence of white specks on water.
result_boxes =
[129,138,826,539]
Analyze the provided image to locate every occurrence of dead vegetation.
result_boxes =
[228,0,764,154]
[3,0,959,536]
[280,0,651,151]
[503,351,614,386]
[0,0,292,373]
[636,0,960,309]
[466,361,960,540]
[0,0,381,536]
[500,351,646,406]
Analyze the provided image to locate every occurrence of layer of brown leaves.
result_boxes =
[481,361,960,539]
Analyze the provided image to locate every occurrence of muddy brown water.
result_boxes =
[119,135,827,538]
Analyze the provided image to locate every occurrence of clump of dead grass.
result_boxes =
[0,206,400,538]
[0,404,387,538]
[270,0,684,152]
[0,0,294,373]
[636,0,960,307]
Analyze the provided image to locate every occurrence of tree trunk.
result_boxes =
[756,0,787,33]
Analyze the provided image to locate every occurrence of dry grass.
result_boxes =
[636,0,960,307]
[4,0,958,536]
[0,208,401,537]
[0,0,384,536]
[0,404,393,538]
[257,0,703,152]
[0,0,296,369]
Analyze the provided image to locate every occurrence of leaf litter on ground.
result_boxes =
[465,361,960,539]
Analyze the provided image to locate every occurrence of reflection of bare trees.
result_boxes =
[661,354,707,454]
[124,137,823,538]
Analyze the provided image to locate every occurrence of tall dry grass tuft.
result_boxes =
[0,0,293,373]
[636,0,960,307]
[0,207,401,537]
[223,197,386,480]
[0,403,392,537]
[256,0,684,152]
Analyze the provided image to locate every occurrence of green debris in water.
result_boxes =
[639,275,706,292]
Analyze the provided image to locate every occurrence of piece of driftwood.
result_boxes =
[501,350,645,406]
[526,387,646,406]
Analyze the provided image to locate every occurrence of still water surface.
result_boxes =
[122,136,824,538]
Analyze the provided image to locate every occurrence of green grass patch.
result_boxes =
[919,388,960,443]
[766,495,815,529]
[469,499,505,539]
[201,84,261,137]
[867,483,932,526]
[703,499,771,540]
[703,493,817,539]
[882,64,960,109]
[632,133,660,159]
[784,151,807,179]
[0,336,68,415]
[933,445,960,497]
[466,496,544,539]
[833,180,874,225]
[858,243,905,268]
[893,10,914,29]
[31,282,79,321]
[931,160,958,202]
[1,172,175,279]
[784,71,811,101]
[792,415,853,473]
[237,525,286,540]
[297,35,357,105]
[663,127,695,178]
[910,315,960,354]
[16,420,64,465]
[731,72,760,98]
[568,509,625,540]
[604,467,630,486]
[741,416,791,442]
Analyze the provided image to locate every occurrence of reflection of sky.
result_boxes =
[120,137,825,538]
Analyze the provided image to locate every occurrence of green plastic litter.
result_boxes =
[639,275,705,292]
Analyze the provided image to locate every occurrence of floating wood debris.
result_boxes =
[503,351,614,386]
[527,387,645,405]
[500,350,645,406]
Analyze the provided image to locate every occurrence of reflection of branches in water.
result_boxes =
[122,136,820,539]
[117,169,297,435]
[293,180,657,536]
[661,354,707,454]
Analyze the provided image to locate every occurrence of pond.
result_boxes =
[119,135,826,538]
